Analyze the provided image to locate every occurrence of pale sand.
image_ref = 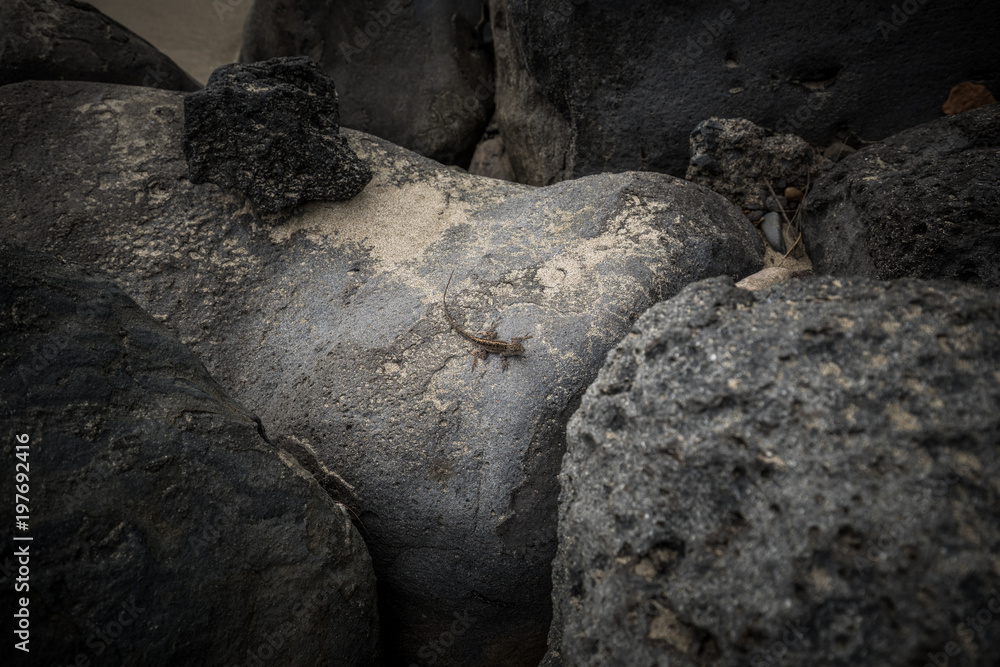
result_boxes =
[86,0,252,85]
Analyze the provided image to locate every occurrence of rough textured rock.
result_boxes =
[803,103,1000,286]
[0,80,763,666]
[498,0,1000,180]
[240,0,493,167]
[686,117,820,212]
[0,0,200,91]
[547,276,1000,667]
[183,56,372,213]
[0,243,380,666]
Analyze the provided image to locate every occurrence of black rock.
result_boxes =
[0,0,200,91]
[0,243,380,666]
[182,56,372,214]
[547,275,1000,666]
[495,0,1000,182]
[685,117,819,211]
[803,103,1000,286]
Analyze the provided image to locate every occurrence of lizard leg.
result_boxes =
[481,321,499,340]
[471,348,489,370]
[511,334,533,344]
[501,354,510,372]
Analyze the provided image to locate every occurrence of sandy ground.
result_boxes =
[87,0,251,85]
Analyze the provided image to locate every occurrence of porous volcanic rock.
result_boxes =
[686,117,819,211]
[803,103,1000,286]
[546,276,1000,666]
[182,56,372,213]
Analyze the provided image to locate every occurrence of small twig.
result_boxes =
[766,172,811,266]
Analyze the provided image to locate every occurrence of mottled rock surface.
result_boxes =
[0,80,763,666]
[547,276,1000,666]
[686,117,819,211]
[803,103,1000,286]
[182,56,372,213]
[0,0,200,90]
[497,0,1000,181]
[0,243,380,666]
[240,0,493,166]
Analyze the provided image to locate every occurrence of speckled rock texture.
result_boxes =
[182,56,372,213]
[0,243,380,666]
[495,0,1000,181]
[803,103,1000,286]
[546,276,1000,667]
[685,117,820,211]
[240,0,493,167]
[0,79,763,665]
[0,0,200,91]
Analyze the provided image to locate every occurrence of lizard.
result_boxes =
[442,270,531,371]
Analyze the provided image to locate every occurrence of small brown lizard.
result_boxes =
[443,270,531,371]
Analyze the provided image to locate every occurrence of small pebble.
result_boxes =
[760,212,785,253]
[784,186,804,202]
[747,210,764,223]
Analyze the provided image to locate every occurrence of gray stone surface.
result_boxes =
[685,117,819,212]
[547,275,1000,666]
[497,0,1000,181]
[183,56,372,213]
[0,80,763,665]
[0,0,200,91]
[0,243,380,666]
[803,103,1000,286]
[240,0,493,167]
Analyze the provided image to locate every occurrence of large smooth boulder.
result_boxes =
[0,79,764,665]
[495,0,1000,181]
[0,243,380,666]
[547,275,1000,666]
[803,103,1000,286]
[0,0,200,90]
[240,0,493,166]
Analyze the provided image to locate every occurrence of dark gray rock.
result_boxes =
[0,0,200,91]
[497,0,1000,181]
[0,243,380,666]
[803,103,1000,286]
[240,0,493,167]
[685,117,819,212]
[490,0,571,186]
[547,275,1000,666]
[0,79,763,666]
[182,56,372,214]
